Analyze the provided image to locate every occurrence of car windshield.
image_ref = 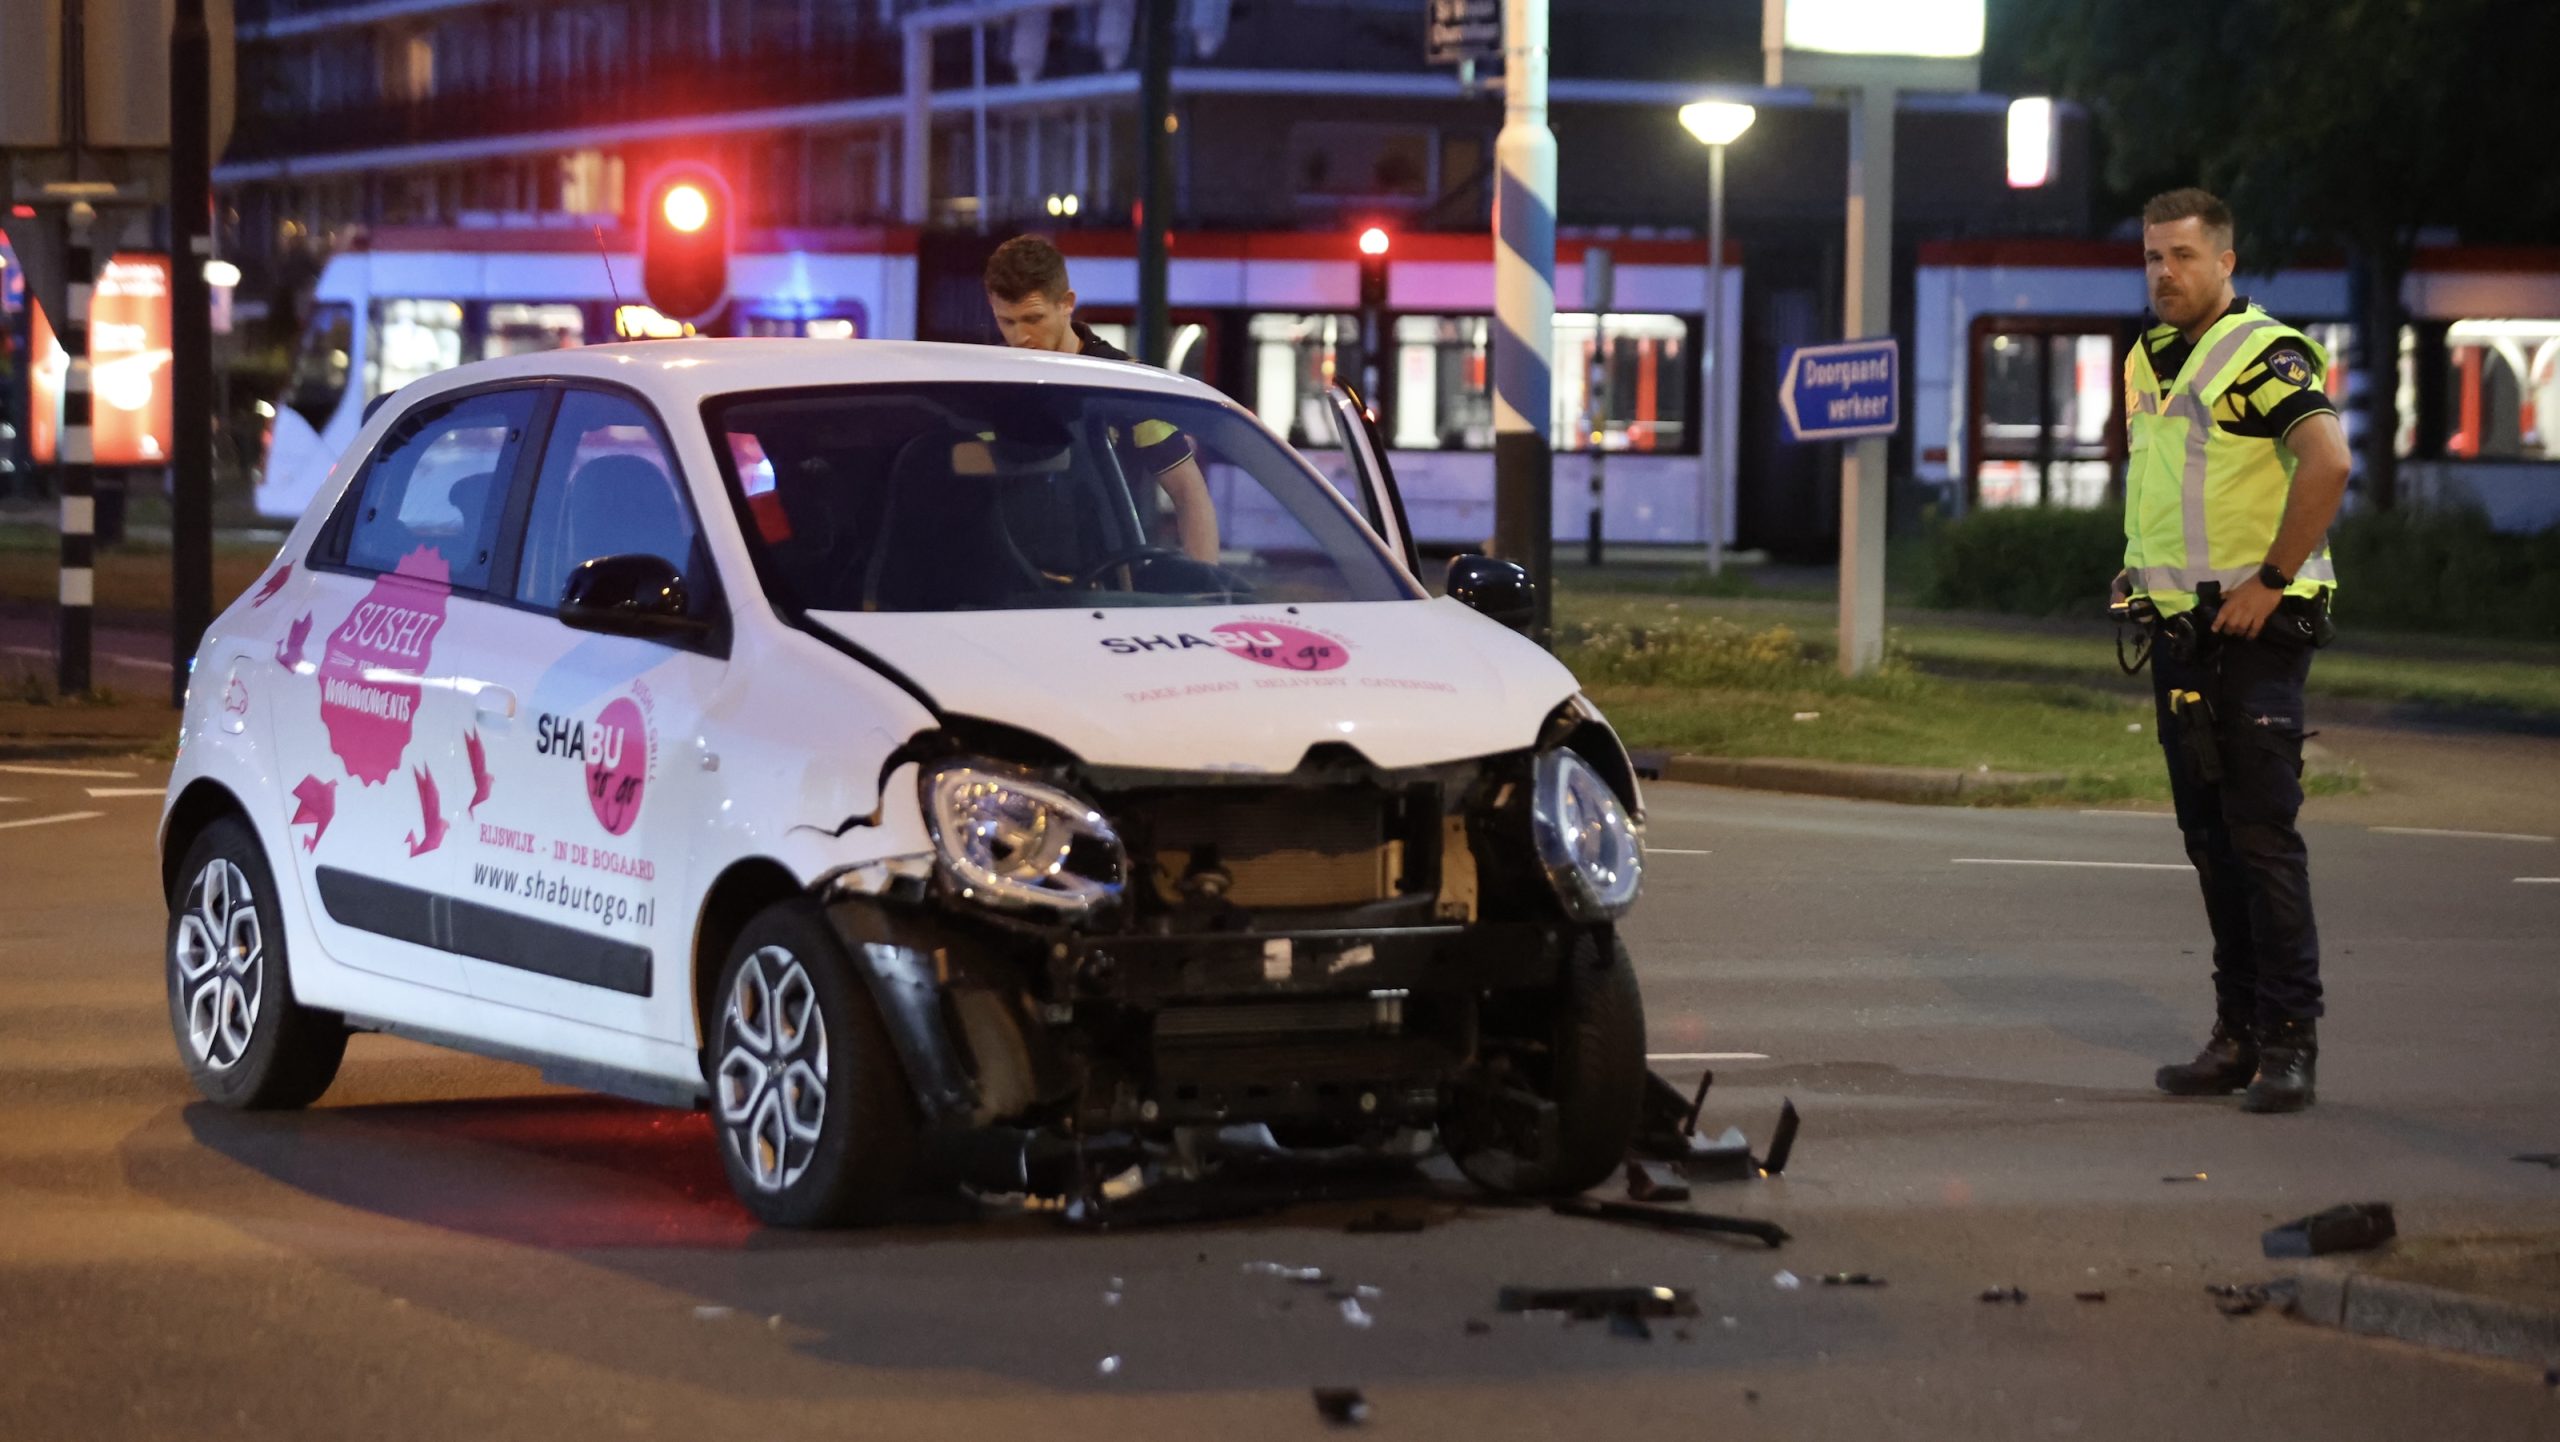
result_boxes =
[705,382,1418,613]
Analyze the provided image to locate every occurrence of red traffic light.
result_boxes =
[641,167,734,327]
[1358,226,1390,256]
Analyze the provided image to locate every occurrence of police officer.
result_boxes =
[2120,189,2352,1113]
[982,234,1219,563]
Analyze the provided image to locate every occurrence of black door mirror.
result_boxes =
[558,554,712,641]
[1446,553,1537,632]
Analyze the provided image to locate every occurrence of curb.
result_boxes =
[2287,1260,2560,1368]
[1643,752,2069,806]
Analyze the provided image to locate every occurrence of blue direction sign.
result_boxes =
[1778,338,1900,442]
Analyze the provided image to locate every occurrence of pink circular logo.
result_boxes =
[1214,621,1349,672]
[584,697,650,835]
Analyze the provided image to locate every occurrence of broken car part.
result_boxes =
[1498,1285,1699,1323]
[1979,1287,2029,1304]
[2261,1202,2396,1258]
[1819,1273,1886,1287]
[1625,1159,1691,1203]
[1312,1388,1370,1426]
[1550,1196,1791,1248]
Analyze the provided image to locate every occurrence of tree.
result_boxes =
[2009,0,2560,509]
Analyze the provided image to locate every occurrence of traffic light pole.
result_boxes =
[1133,0,1175,367]
[1491,0,1556,643]
[170,0,214,705]
[55,202,95,698]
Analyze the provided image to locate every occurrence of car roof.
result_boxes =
[390,337,1214,413]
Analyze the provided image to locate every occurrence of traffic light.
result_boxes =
[1357,226,1390,310]
[641,166,734,328]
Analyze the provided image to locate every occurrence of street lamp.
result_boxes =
[1678,100,1755,576]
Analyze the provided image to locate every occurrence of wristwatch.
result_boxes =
[2258,562,2291,589]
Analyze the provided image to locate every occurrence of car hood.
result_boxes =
[805,597,1581,773]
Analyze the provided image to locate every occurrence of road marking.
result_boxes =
[1953,858,2190,872]
[2,644,168,672]
[1650,848,1713,856]
[84,787,164,799]
[0,811,105,833]
[0,763,139,779]
[105,652,172,672]
[1647,1052,1772,1062]
[2079,809,2174,819]
[2517,878,2560,885]
[2370,826,2555,844]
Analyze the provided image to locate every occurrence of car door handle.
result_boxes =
[473,684,518,724]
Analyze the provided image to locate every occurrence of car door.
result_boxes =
[437,383,731,1043]
[272,383,541,1001]
[1325,384,1420,581]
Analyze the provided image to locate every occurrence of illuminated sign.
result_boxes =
[1772,0,1984,58]
[30,253,174,467]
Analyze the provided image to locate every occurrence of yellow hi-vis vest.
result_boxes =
[2123,304,2340,617]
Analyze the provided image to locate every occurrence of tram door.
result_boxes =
[1966,316,2135,509]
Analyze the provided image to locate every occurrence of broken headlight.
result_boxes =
[1530,748,1644,921]
[921,761,1126,917]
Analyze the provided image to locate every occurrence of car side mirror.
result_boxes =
[1446,553,1537,632]
[558,554,712,641]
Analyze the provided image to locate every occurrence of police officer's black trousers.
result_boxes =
[2152,633,2324,1027]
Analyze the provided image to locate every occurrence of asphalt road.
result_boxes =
[3,763,2555,1441]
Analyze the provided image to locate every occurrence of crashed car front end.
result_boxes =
[813,699,1645,1163]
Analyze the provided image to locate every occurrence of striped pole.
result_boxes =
[56,204,96,698]
[1491,0,1556,640]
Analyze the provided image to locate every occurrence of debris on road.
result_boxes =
[1097,1355,1123,1377]
[1337,1296,1375,1329]
[1498,1284,1698,1340]
[1819,1272,1886,1287]
[1632,1070,1800,1181]
[2510,1153,2560,1170]
[1464,1318,1493,1336]
[2261,1202,2397,1258]
[1550,1196,1791,1248]
[1243,1262,1331,1285]
[2074,1291,2108,1303]
[2207,1283,2277,1317]
[1312,1388,1370,1426]
[1626,1159,1691,1202]
[1773,1270,1802,1290]
[1979,1287,2029,1305]
[2162,1172,2209,1183]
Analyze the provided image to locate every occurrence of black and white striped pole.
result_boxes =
[56,202,96,698]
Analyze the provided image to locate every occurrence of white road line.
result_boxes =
[1646,1052,1772,1062]
[2370,826,2555,844]
[0,763,139,779]
[1650,848,1713,856]
[84,787,165,799]
[2079,810,2175,819]
[1953,858,2190,872]
[2517,878,2560,885]
[0,811,105,833]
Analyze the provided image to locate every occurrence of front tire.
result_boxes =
[1448,928,1647,1196]
[165,816,347,1109]
[708,901,920,1227]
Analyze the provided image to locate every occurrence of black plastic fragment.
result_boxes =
[1608,1309,1654,1340]
[1497,1285,1700,1320]
[1978,1286,2028,1304]
[2511,1153,2560,1170]
[1312,1388,1370,1426]
[1463,1318,1493,1336]
[2162,1172,2209,1183]
[1819,1272,1886,1287]
[2207,1282,2274,1317]
[2075,1291,2108,1303]
[1760,1099,1800,1177]
[1550,1196,1791,1248]
[1626,1159,1691,1203]
[2261,1202,2396,1258]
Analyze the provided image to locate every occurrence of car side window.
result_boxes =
[339,388,536,590]
[513,389,704,611]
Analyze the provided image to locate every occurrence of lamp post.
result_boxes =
[1678,99,1754,577]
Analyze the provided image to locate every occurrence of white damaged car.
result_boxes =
[162,340,1649,1224]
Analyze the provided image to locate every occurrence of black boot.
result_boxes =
[2243,1019,2318,1113]
[2156,1019,2258,1096]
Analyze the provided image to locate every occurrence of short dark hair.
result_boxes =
[984,234,1070,302]
[2142,187,2234,246]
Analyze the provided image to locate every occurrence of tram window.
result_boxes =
[2445,320,2560,461]
[485,302,585,358]
[1078,322,1210,382]
[1388,312,1692,453]
[285,303,355,430]
[367,299,465,399]
[1248,313,1366,447]
[1974,329,2116,510]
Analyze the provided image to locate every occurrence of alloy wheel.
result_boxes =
[716,946,831,1192]
[174,859,264,1071]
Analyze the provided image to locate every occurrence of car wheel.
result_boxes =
[165,816,348,1109]
[1447,928,1646,1197]
[709,900,920,1227]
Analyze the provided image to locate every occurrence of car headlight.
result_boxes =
[1531,748,1644,921]
[921,761,1126,916]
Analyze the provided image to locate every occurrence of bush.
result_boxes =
[1919,506,2126,617]
[2328,506,2560,641]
